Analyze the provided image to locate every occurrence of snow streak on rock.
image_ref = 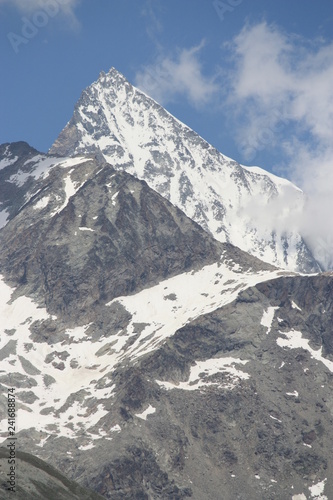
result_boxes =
[277,330,333,372]
[156,357,250,392]
[107,259,287,361]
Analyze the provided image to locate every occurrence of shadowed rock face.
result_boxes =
[0,153,224,322]
[0,448,105,499]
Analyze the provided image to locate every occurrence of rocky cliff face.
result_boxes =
[49,68,320,274]
[0,150,225,323]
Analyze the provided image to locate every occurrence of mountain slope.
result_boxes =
[0,143,332,499]
[1,264,332,499]
[49,68,320,273]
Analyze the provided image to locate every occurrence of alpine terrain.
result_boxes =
[0,68,332,500]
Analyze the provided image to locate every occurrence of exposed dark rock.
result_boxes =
[0,155,224,323]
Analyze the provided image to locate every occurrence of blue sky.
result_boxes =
[0,0,333,261]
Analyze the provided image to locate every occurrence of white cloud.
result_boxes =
[135,41,219,107]
[0,0,80,27]
[287,141,333,269]
[227,22,333,269]
[228,22,333,153]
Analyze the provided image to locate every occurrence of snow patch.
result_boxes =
[260,306,279,334]
[33,196,50,210]
[135,405,156,420]
[277,330,333,372]
[58,157,90,169]
[286,391,299,397]
[111,191,118,205]
[270,415,282,423]
[0,155,18,170]
[156,357,249,392]
[0,209,9,229]
[79,442,95,451]
[110,424,121,433]
[309,478,327,499]
[50,171,86,216]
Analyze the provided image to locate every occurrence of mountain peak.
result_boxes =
[97,66,129,86]
[49,68,320,273]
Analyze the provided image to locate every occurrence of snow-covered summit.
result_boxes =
[50,68,320,273]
